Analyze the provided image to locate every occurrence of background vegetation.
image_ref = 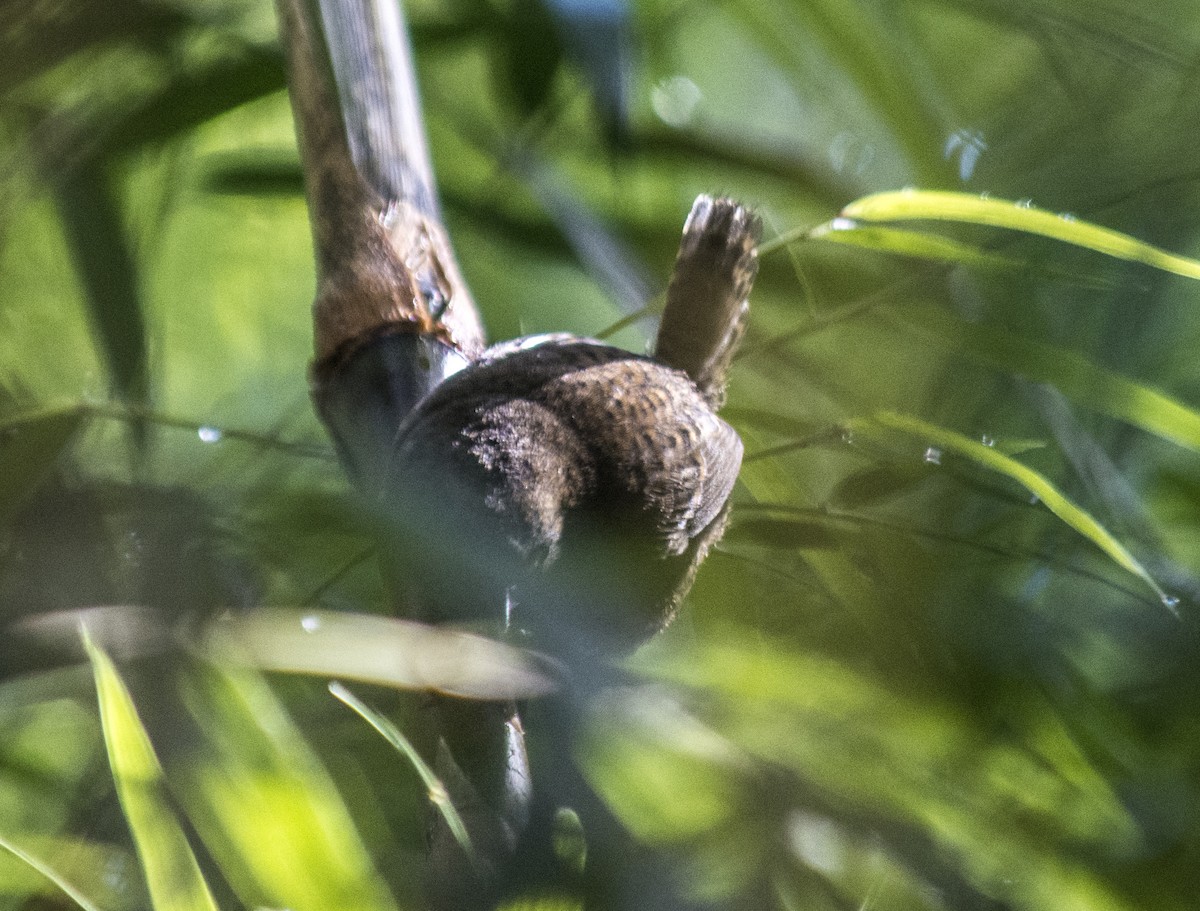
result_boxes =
[3,0,1200,908]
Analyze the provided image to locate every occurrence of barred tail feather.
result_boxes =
[653,195,761,409]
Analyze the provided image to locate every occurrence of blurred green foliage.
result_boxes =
[4,0,1200,908]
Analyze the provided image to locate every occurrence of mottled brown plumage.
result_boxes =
[379,197,761,655]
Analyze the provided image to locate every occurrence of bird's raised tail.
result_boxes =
[653,195,761,409]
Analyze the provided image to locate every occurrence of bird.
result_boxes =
[275,0,760,644]
[274,0,760,904]
[379,195,760,660]
[374,195,760,909]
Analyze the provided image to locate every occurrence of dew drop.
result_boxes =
[923,446,942,465]
[300,614,321,632]
[1162,594,1181,614]
[198,425,223,444]
[980,435,995,447]
[1029,493,1041,506]
[1016,198,1034,209]
[1059,212,1078,223]
[840,428,856,446]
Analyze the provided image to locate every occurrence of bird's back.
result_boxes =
[384,338,742,652]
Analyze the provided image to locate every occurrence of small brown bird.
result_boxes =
[275,0,759,903]
[379,195,760,909]
[382,196,760,658]
[276,0,761,648]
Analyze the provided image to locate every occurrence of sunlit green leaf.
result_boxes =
[83,632,219,911]
[840,190,1200,280]
[803,221,1024,270]
[166,661,398,911]
[784,220,1118,290]
[208,608,558,699]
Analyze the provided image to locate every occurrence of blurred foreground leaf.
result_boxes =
[615,638,1144,911]
[166,660,399,911]
[0,834,103,911]
[210,608,558,699]
[84,632,218,911]
[889,303,1200,453]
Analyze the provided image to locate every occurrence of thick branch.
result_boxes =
[275,0,486,369]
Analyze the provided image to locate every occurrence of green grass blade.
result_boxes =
[890,302,1200,453]
[82,632,220,911]
[328,682,476,862]
[794,221,1118,290]
[168,662,399,911]
[809,220,1027,271]
[854,411,1174,610]
[0,834,103,911]
[841,190,1200,279]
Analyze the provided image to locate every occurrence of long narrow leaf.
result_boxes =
[840,190,1200,280]
[83,631,219,911]
[0,834,103,911]
[855,411,1174,611]
[328,682,476,862]
[889,302,1200,453]
[803,220,1024,270]
[210,608,556,699]
[167,662,399,911]
[53,162,149,411]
